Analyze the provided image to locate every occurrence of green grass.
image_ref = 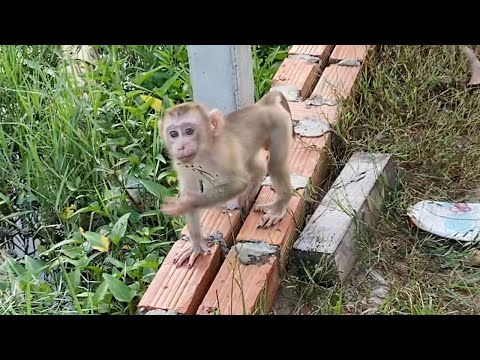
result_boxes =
[0,45,289,314]
[282,45,480,315]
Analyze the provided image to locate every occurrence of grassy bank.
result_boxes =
[0,45,289,314]
[290,45,480,314]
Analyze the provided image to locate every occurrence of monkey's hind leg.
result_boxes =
[237,151,268,215]
[254,182,291,227]
[254,146,292,228]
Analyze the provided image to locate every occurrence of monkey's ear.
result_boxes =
[208,109,224,136]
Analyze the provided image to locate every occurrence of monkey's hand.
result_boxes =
[173,238,211,268]
[161,191,199,217]
[161,197,189,217]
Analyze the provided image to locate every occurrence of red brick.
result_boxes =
[196,247,279,315]
[290,133,332,187]
[138,239,223,315]
[288,100,338,124]
[330,45,369,63]
[236,187,306,263]
[289,45,335,63]
[181,208,242,248]
[272,58,320,100]
[310,64,362,107]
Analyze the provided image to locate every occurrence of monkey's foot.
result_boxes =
[254,203,287,228]
[173,240,211,268]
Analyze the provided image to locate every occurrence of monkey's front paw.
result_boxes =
[173,241,211,268]
[161,197,190,217]
[255,203,287,228]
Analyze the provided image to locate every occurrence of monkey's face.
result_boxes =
[163,119,204,164]
[160,103,220,164]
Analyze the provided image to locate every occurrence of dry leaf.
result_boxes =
[140,95,163,112]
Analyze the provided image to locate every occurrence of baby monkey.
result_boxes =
[159,91,294,268]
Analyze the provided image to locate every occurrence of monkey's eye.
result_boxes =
[185,128,194,135]
[170,130,179,137]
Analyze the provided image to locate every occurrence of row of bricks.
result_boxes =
[138,45,372,315]
[272,45,372,101]
[197,45,373,315]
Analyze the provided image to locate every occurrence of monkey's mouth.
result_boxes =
[178,154,195,163]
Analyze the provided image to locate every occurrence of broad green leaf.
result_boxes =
[124,106,143,119]
[127,155,140,164]
[59,245,84,259]
[98,303,111,313]
[24,256,46,276]
[59,256,86,267]
[106,256,125,269]
[81,231,110,253]
[39,238,82,256]
[126,89,144,98]
[71,201,103,217]
[4,257,25,276]
[126,268,139,280]
[158,73,180,96]
[155,153,166,164]
[137,179,168,200]
[65,180,76,191]
[67,268,81,289]
[134,65,163,86]
[109,151,126,159]
[110,213,130,245]
[142,269,156,283]
[157,170,175,181]
[138,260,159,269]
[128,282,140,294]
[128,210,141,223]
[93,280,109,304]
[127,234,153,244]
[138,253,160,270]
[140,164,155,177]
[102,274,136,303]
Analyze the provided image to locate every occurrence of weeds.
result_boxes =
[0,45,289,314]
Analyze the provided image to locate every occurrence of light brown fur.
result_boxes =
[159,91,294,267]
